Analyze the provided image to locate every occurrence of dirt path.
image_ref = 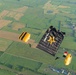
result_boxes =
[0,30,37,48]
[0,30,22,42]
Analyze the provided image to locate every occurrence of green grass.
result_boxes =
[0,51,4,56]
[0,0,48,11]
[0,0,76,74]
[0,53,42,71]
[20,8,48,29]
[5,41,76,72]
[6,41,55,64]
[0,38,13,51]
[0,69,16,75]
[22,70,43,75]
[61,36,76,50]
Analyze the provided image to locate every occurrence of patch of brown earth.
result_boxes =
[12,22,25,30]
[0,20,12,29]
[0,10,9,19]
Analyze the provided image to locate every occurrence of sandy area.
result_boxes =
[0,6,28,20]
[0,20,12,29]
[12,22,25,30]
[0,10,9,19]
[7,11,17,17]
[14,13,24,20]
[13,6,28,13]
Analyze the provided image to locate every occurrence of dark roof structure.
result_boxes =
[37,26,65,56]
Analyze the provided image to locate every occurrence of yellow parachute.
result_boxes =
[19,32,31,43]
[64,53,72,66]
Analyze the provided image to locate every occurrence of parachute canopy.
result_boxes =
[37,26,65,56]
[19,32,31,42]
[64,53,72,66]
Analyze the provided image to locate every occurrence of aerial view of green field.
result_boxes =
[0,0,76,75]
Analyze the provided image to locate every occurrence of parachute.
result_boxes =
[37,26,65,56]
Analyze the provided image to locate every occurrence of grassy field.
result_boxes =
[0,38,13,51]
[0,69,16,75]
[6,42,55,64]
[0,0,76,75]
[0,53,59,75]
[0,53,42,71]
[61,36,76,50]
[0,51,4,56]
[5,41,76,71]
